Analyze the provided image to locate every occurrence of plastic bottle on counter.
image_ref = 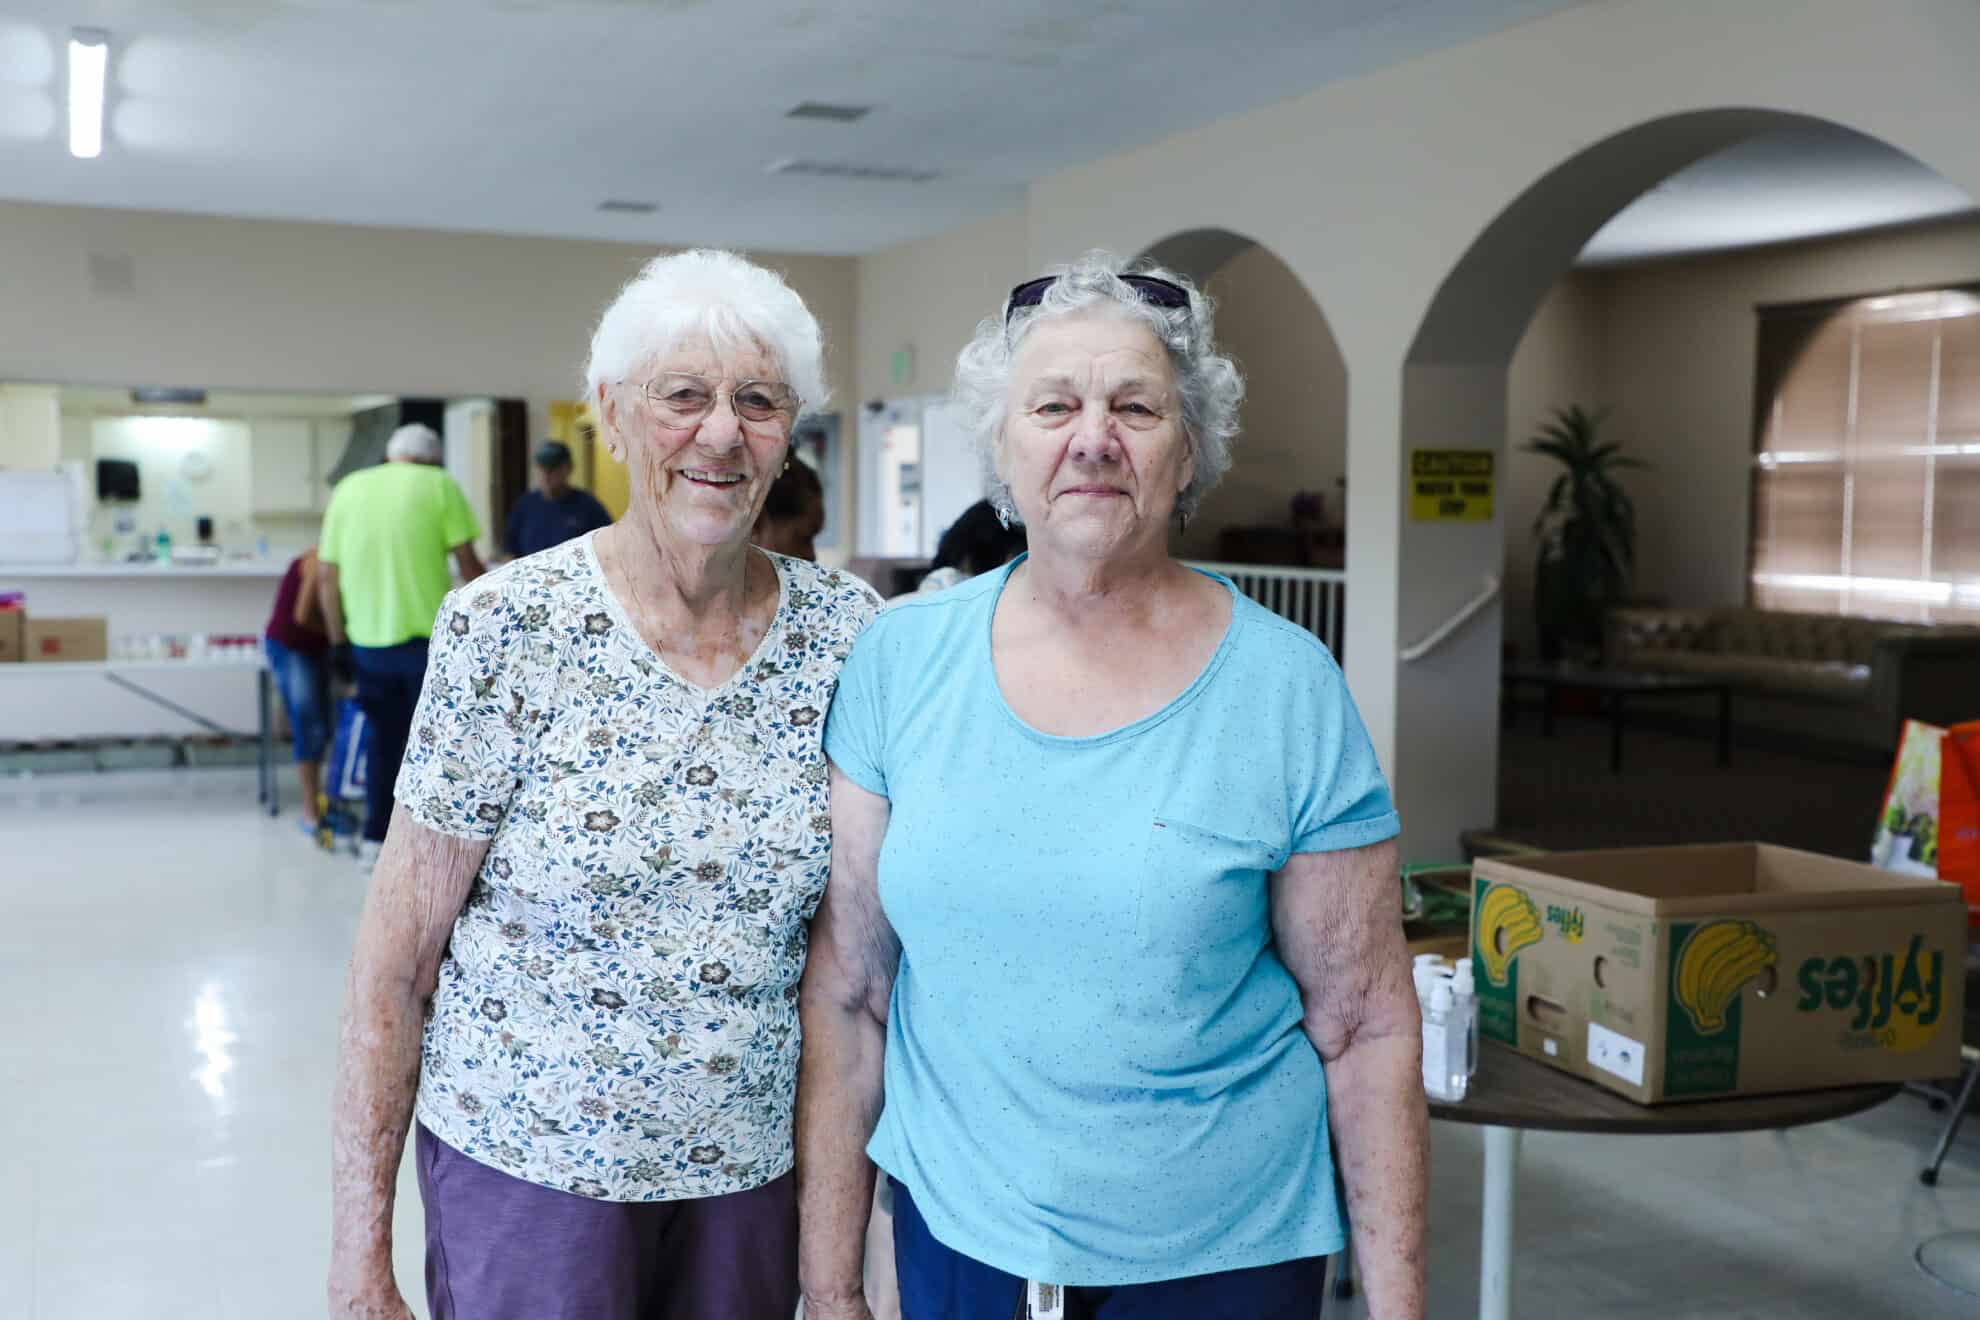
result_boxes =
[1411,952,1448,999]
[1421,978,1458,1101]
[1449,957,1478,1100]
[154,529,172,562]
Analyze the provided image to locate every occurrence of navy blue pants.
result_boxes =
[351,639,429,843]
[890,1179,1327,1320]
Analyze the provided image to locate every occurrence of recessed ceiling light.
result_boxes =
[68,27,109,160]
[786,102,872,123]
[597,200,659,214]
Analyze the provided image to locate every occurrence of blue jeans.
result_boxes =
[890,1179,1327,1320]
[351,639,430,844]
[263,637,329,763]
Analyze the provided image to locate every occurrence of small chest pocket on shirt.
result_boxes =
[1137,815,1282,949]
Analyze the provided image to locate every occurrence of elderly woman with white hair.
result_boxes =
[798,255,1425,1319]
[329,249,879,1319]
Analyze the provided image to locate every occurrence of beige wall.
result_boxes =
[1592,214,1980,617]
[1503,274,1607,656]
[855,209,1027,402]
[0,200,860,557]
[1181,243,1347,559]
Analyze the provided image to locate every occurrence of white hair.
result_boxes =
[952,251,1244,522]
[384,422,442,464]
[585,249,828,416]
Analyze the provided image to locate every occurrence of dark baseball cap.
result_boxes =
[534,440,574,468]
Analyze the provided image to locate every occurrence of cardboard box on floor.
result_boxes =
[1471,843,1965,1103]
[0,610,22,662]
[24,616,107,663]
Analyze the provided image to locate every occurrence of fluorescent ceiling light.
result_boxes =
[68,27,108,160]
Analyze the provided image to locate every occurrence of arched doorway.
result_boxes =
[1136,228,1351,643]
[1393,109,1976,855]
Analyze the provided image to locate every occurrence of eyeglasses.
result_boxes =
[632,373,798,429]
[1004,274,1192,325]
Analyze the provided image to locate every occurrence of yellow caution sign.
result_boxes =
[1410,450,1495,521]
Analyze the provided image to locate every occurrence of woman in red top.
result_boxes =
[264,549,332,832]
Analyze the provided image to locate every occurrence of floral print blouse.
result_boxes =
[399,533,879,1201]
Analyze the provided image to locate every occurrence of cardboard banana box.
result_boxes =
[1470,843,1965,1103]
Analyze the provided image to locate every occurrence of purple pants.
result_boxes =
[415,1124,799,1320]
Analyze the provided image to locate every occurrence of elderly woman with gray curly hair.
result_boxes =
[796,254,1426,1319]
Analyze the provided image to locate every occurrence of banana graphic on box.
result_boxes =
[1476,883,1544,986]
[1674,919,1776,1035]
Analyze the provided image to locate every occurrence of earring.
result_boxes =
[782,459,791,474]
[996,504,1013,530]
[1179,510,1190,534]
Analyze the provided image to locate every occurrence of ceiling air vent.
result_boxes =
[766,158,941,184]
[130,387,207,405]
[597,199,658,214]
[786,101,872,122]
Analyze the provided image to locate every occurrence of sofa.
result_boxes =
[1604,606,1980,755]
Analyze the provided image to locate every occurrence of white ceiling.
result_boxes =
[1,5,1967,265]
[0,0,1594,255]
[1578,125,1976,267]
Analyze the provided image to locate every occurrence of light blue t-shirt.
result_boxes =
[821,559,1400,1285]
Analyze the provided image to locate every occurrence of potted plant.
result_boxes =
[1526,405,1643,663]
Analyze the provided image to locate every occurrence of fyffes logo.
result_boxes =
[1794,934,1945,1053]
[1476,883,1543,987]
[1674,919,1776,1036]
[1545,903,1585,943]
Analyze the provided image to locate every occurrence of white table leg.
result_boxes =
[1481,1124,1521,1320]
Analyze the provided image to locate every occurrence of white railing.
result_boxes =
[1188,560,1347,656]
[1400,574,1501,663]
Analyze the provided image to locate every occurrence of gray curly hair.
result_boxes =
[951,251,1244,524]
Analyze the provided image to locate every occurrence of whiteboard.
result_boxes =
[0,469,78,563]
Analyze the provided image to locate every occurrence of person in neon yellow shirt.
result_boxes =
[318,423,485,864]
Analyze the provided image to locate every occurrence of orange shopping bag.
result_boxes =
[1942,721,1980,925]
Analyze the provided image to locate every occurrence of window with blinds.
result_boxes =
[1751,287,1980,623]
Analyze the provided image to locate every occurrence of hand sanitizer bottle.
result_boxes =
[1421,978,1457,1101]
[1449,958,1478,1099]
[1412,953,1447,1011]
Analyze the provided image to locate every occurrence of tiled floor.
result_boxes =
[0,770,425,1319]
[4,769,1979,1318]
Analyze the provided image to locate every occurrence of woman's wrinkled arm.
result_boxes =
[796,766,899,1320]
[1271,837,1426,1319]
[327,808,487,1317]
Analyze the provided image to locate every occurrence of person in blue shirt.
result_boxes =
[502,440,613,559]
[797,255,1427,1320]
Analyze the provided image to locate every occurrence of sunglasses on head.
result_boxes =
[1003,273,1192,325]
